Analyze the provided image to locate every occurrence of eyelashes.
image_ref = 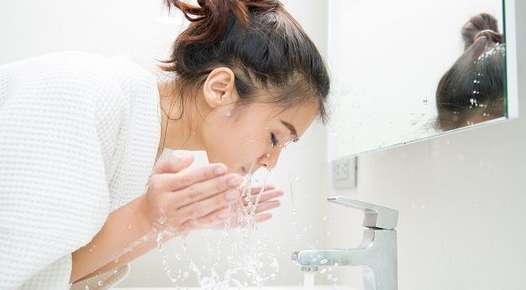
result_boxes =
[270,132,278,147]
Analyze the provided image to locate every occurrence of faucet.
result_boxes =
[292,196,399,290]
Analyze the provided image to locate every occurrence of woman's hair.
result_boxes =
[161,0,330,122]
[435,13,506,131]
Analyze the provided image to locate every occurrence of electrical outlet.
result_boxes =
[331,155,357,189]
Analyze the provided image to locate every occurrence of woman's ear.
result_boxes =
[202,67,238,109]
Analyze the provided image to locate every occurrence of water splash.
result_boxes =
[155,165,280,290]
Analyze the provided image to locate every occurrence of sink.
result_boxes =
[116,287,356,290]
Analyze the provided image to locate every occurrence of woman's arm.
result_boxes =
[70,194,152,283]
[71,154,284,284]
[75,184,283,282]
[70,155,241,283]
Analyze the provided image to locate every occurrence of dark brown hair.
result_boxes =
[435,13,506,131]
[161,0,330,122]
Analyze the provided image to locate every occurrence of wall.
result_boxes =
[0,0,185,69]
[326,1,526,290]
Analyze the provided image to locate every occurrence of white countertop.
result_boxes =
[116,287,356,290]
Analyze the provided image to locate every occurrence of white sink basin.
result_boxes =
[116,287,356,290]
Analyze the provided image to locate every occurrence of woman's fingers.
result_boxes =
[255,213,273,223]
[177,206,231,232]
[243,189,284,206]
[191,207,231,229]
[174,189,240,224]
[247,184,275,194]
[211,199,280,229]
[150,163,230,192]
[253,200,281,214]
[152,154,193,174]
[167,186,281,232]
[170,173,244,209]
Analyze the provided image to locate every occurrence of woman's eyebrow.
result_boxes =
[280,120,298,139]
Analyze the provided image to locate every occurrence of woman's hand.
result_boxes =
[142,153,284,236]
[71,154,284,283]
[208,185,284,229]
[142,153,244,234]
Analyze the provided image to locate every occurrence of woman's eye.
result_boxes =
[270,132,278,147]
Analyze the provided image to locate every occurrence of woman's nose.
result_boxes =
[259,150,282,169]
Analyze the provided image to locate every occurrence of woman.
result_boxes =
[0,0,330,289]
[435,13,505,131]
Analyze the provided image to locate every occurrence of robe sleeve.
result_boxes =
[0,53,123,289]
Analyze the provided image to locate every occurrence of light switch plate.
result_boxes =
[331,155,357,189]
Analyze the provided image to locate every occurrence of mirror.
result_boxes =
[327,0,518,158]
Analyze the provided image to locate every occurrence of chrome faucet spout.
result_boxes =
[292,196,399,290]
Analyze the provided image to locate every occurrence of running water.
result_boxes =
[148,157,339,290]
[155,162,280,290]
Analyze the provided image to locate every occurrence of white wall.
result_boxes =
[326,2,526,290]
[0,0,330,287]
[0,0,186,70]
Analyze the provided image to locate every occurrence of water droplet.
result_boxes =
[97,280,103,286]
[158,214,167,225]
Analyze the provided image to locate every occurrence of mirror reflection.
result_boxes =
[435,13,506,131]
[327,0,509,157]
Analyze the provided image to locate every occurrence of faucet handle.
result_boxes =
[327,195,399,230]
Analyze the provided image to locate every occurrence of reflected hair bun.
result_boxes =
[461,13,502,49]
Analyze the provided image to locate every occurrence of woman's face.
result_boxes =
[201,100,319,175]
[179,67,321,175]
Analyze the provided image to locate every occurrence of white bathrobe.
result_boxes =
[0,51,161,289]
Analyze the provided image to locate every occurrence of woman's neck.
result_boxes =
[156,81,206,160]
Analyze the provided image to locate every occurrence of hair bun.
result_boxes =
[165,0,250,43]
[474,29,502,43]
[461,13,500,49]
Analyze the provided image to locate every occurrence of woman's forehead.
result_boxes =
[263,101,319,136]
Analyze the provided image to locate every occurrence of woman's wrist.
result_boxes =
[71,195,159,283]
[135,194,155,234]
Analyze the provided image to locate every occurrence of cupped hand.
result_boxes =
[144,153,244,234]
